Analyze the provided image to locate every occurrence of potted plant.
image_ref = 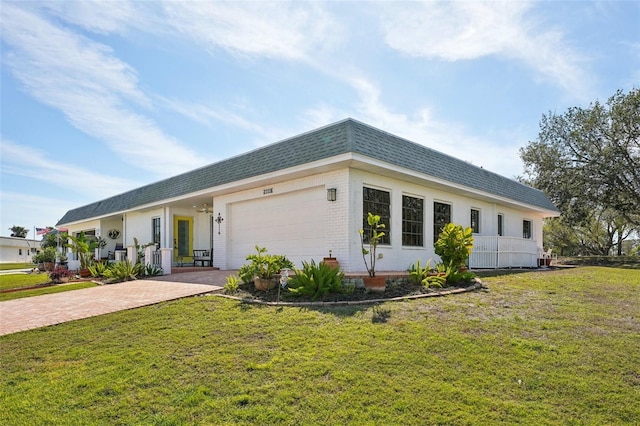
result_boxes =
[359,212,386,292]
[95,236,107,260]
[57,251,68,268]
[33,247,57,271]
[68,231,96,277]
[244,246,293,291]
[322,250,339,270]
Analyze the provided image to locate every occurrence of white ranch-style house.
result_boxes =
[57,119,559,274]
[0,236,41,263]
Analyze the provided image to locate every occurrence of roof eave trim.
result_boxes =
[351,153,560,215]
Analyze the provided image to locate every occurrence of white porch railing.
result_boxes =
[144,246,162,270]
[470,236,539,269]
[144,246,173,275]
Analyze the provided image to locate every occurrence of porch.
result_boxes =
[171,265,219,274]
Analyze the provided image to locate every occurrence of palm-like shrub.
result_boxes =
[288,260,345,301]
[88,261,109,278]
[224,275,240,294]
[103,261,142,282]
[244,246,294,280]
[407,258,433,284]
[142,264,163,276]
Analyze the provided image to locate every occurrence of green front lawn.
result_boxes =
[0,273,99,301]
[0,281,98,301]
[0,262,36,271]
[1,267,639,424]
[0,272,49,291]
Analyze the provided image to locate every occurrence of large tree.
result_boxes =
[543,209,636,256]
[520,89,639,228]
[40,229,69,250]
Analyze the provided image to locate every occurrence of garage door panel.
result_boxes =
[229,187,326,268]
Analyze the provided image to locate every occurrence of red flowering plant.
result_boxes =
[49,267,75,284]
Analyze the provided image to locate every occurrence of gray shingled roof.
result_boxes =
[58,118,557,225]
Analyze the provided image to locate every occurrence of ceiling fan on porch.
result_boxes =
[194,203,212,214]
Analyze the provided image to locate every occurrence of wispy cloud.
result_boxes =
[1,3,206,176]
[161,1,340,61]
[303,75,525,178]
[379,1,592,98]
[0,139,134,198]
[157,96,266,135]
[42,0,137,35]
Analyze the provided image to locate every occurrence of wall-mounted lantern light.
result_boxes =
[214,212,224,234]
[327,188,337,202]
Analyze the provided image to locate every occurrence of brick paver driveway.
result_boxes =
[0,278,223,336]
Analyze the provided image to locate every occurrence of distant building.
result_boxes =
[0,236,41,263]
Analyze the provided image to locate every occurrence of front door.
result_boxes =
[173,216,193,264]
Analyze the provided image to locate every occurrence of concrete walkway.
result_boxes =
[0,278,224,336]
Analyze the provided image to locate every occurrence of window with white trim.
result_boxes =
[363,187,390,245]
[433,202,451,244]
[523,220,532,239]
[152,217,161,247]
[402,195,424,246]
[470,209,480,234]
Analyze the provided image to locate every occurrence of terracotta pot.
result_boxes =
[322,257,340,270]
[79,268,91,278]
[363,275,386,293]
[254,277,276,291]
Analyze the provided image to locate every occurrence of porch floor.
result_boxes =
[171,266,219,274]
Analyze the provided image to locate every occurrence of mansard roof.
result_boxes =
[58,118,557,224]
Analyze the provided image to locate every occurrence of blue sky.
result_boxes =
[1,1,638,238]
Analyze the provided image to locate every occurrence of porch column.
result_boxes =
[127,245,137,264]
[144,246,154,267]
[160,248,173,275]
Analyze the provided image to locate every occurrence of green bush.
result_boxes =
[408,258,475,288]
[88,262,109,278]
[434,223,474,270]
[443,265,476,287]
[407,258,433,284]
[288,260,345,301]
[224,275,240,294]
[33,247,57,264]
[424,273,446,288]
[241,246,294,281]
[238,264,254,284]
[142,264,163,277]
[103,261,142,282]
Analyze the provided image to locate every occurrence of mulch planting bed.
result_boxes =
[221,277,483,305]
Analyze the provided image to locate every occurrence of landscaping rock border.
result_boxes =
[213,278,485,307]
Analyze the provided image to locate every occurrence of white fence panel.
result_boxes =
[469,236,498,268]
[471,236,539,269]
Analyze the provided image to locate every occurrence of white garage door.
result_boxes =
[229,186,327,268]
